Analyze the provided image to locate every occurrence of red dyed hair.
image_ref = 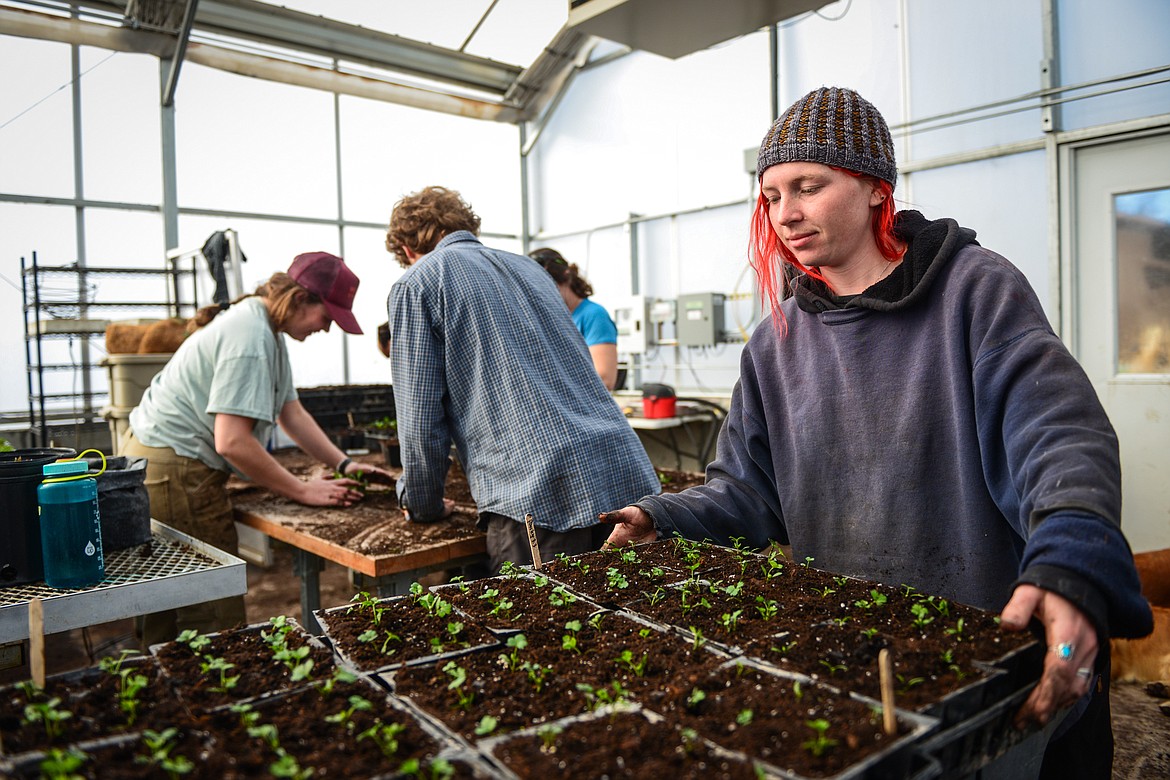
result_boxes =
[749,170,902,333]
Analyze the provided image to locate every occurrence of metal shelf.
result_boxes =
[20,251,199,446]
[0,520,247,642]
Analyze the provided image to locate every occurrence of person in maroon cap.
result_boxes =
[123,251,394,647]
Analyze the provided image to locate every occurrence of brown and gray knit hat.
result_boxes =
[756,86,897,188]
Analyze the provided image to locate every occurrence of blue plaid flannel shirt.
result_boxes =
[388,231,661,528]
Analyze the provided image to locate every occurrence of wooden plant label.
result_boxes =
[878,647,895,735]
[28,597,45,688]
[524,513,542,570]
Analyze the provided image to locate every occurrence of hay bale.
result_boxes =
[138,317,190,353]
[105,322,150,354]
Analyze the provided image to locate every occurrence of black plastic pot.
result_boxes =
[0,447,76,585]
[81,454,152,552]
[365,430,401,467]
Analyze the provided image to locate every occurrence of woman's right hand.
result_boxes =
[299,477,364,507]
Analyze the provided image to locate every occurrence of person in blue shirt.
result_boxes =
[384,186,660,572]
[531,247,619,390]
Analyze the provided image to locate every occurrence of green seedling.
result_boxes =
[722,580,745,598]
[944,617,966,641]
[562,620,582,654]
[318,667,358,696]
[736,709,754,727]
[442,661,474,711]
[616,649,648,677]
[755,596,779,621]
[348,591,386,624]
[272,644,314,682]
[474,715,498,736]
[685,687,707,711]
[537,724,562,753]
[137,727,194,779]
[606,567,630,590]
[896,674,926,694]
[499,560,524,578]
[175,629,211,654]
[910,602,935,630]
[201,656,240,693]
[860,627,879,639]
[269,752,313,779]
[643,587,668,607]
[575,680,631,711]
[39,747,88,780]
[521,660,552,692]
[689,626,707,651]
[357,720,407,759]
[549,585,577,608]
[23,696,73,740]
[818,659,847,676]
[719,609,744,634]
[499,633,528,671]
[802,718,838,758]
[324,695,373,732]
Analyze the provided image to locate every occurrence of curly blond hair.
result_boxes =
[385,186,481,269]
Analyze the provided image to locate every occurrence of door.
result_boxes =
[1068,132,1170,552]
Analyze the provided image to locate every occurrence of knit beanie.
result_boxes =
[756,86,897,189]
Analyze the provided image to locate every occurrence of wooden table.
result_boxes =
[625,404,722,469]
[232,472,486,634]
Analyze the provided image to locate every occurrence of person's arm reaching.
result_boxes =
[277,398,396,483]
[214,412,361,507]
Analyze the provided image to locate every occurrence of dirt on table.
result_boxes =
[228,449,482,558]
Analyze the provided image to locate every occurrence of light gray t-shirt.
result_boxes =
[129,296,297,473]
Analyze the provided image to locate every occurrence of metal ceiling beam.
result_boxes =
[68,0,522,96]
[0,6,524,121]
[160,0,199,107]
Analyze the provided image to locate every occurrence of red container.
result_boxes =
[642,383,677,419]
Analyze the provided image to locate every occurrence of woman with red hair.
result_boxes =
[603,86,1151,778]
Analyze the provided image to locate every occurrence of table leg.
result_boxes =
[292,548,324,635]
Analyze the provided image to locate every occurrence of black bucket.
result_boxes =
[0,447,77,585]
[80,454,152,552]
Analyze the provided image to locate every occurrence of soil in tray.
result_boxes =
[0,654,188,756]
[9,726,236,780]
[152,619,335,712]
[551,541,1037,716]
[12,675,450,779]
[434,572,604,634]
[660,661,915,779]
[319,588,500,672]
[488,708,760,779]
[194,674,448,778]
[391,611,723,742]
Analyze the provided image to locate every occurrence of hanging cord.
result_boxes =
[42,449,107,484]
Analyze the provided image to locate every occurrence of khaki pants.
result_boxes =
[121,430,247,649]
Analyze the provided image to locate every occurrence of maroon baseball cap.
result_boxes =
[288,252,363,335]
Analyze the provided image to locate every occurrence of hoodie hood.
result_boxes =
[793,210,979,314]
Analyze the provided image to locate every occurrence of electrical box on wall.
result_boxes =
[614,295,651,354]
[677,292,726,347]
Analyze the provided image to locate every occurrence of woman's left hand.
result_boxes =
[1000,584,1099,729]
[336,461,396,485]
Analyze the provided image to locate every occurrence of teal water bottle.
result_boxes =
[38,459,105,589]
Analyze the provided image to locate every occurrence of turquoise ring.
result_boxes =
[1051,642,1074,661]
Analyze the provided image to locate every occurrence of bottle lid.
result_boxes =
[43,460,89,477]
